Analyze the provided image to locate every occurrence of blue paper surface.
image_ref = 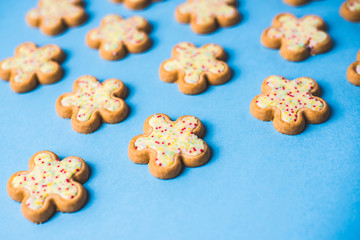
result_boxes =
[0,0,359,239]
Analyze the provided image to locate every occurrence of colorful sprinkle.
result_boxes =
[1,44,59,83]
[135,115,205,167]
[89,15,147,51]
[61,76,121,122]
[12,153,82,210]
[267,14,328,52]
[256,76,324,123]
[164,43,225,84]
[178,0,237,25]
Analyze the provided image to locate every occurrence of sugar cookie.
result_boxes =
[0,43,65,93]
[160,42,231,95]
[250,76,329,135]
[129,114,210,179]
[340,0,360,22]
[110,0,161,10]
[261,13,332,62]
[175,0,241,34]
[283,0,311,6]
[347,50,360,86]
[27,0,87,36]
[86,14,151,61]
[56,75,128,134]
[7,151,89,223]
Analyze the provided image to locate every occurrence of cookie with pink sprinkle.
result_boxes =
[261,13,332,62]
[175,0,241,34]
[56,75,128,134]
[7,151,89,223]
[340,0,360,22]
[128,114,210,179]
[86,14,151,61]
[27,0,87,36]
[159,42,231,95]
[346,50,360,86]
[0,42,65,93]
[250,75,329,135]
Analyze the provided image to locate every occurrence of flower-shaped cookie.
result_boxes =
[129,114,210,179]
[27,0,87,36]
[340,0,360,22]
[261,13,332,62]
[283,0,311,6]
[7,151,89,223]
[111,0,161,10]
[347,50,360,86]
[0,43,65,93]
[250,76,329,135]
[160,42,231,95]
[175,0,241,34]
[56,75,128,134]
[86,14,151,61]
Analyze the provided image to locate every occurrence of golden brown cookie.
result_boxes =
[86,14,151,61]
[26,0,87,36]
[346,50,360,86]
[0,43,65,93]
[128,114,211,179]
[283,0,311,6]
[250,75,329,135]
[110,0,161,10]
[56,75,128,134]
[7,151,89,223]
[261,13,332,62]
[340,0,360,22]
[159,42,231,95]
[175,0,241,34]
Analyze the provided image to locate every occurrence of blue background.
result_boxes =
[0,0,359,239]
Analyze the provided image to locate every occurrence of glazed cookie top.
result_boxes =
[28,0,84,28]
[1,43,61,83]
[178,0,238,25]
[164,42,226,84]
[256,76,324,123]
[11,152,82,210]
[345,0,360,11]
[88,15,148,52]
[61,76,122,122]
[267,14,328,53]
[135,114,205,167]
